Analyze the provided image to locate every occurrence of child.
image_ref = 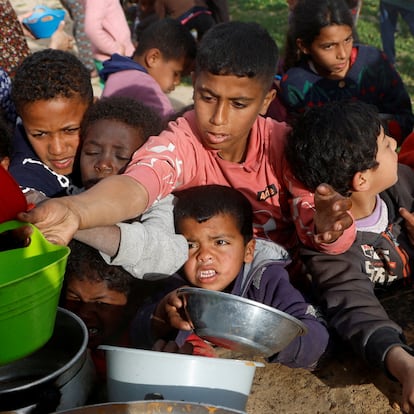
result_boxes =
[62,239,146,379]
[74,96,188,278]
[20,21,354,264]
[100,18,196,120]
[279,0,414,144]
[286,100,414,413]
[9,49,93,198]
[83,0,135,76]
[132,185,329,369]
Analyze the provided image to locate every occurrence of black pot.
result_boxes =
[0,308,91,413]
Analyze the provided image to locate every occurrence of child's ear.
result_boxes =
[243,238,256,264]
[0,156,10,170]
[352,171,370,192]
[296,38,309,55]
[259,88,276,115]
[145,48,162,68]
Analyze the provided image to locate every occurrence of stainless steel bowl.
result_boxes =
[56,400,246,414]
[177,287,308,358]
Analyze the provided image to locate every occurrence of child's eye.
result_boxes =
[200,93,215,103]
[344,36,353,44]
[31,132,47,138]
[232,101,247,109]
[64,127,81,135]
[188,241,198,249]
[116,154,132,161]
[215,239,229,246]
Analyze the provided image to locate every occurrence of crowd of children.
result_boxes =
[2,0,414,411]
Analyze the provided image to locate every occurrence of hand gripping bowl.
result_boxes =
[0,220,70,365]
[177,287,308,358]
[22,5,66,38]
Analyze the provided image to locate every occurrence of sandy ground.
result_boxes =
[9,1,414,413]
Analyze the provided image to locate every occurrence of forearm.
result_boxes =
[69,175,148,229]
[74,225,121,257]
[385,346,414,386]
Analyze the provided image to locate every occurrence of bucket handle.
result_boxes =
[0,219,33,234]
[0,220,63,255]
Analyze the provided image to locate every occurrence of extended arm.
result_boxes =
[19,175,148,245]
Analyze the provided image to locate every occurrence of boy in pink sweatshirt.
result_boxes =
[20,21,355,262]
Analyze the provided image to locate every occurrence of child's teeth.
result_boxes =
[200,270,215,278]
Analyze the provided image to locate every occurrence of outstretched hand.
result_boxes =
[17,198,80,245]
[314,183,353,245]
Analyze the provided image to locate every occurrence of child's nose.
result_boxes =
[48,135,65,155]
[197,246,213,263]
[94,158,114,175]
[210,102,228,126]
[336,44,347,59]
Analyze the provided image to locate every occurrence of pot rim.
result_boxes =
[0,307,88,394]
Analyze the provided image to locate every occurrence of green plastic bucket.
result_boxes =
[0,220,70,365]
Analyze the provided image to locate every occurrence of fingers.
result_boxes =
[400,207,414,225]
[17,210,70,245]
[165,304,192,331]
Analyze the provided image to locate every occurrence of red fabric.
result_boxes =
[185,333,217,357]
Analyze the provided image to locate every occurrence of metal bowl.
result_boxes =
[177,287,308,358]
[56,400,246,414]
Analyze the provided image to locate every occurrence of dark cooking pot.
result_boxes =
[56,400,246,414]
[0,308,93,413]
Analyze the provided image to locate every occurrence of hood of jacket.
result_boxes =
[100,53,147,81]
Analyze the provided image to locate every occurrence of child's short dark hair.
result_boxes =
[284,0,354,71]
[65,239,137,297]
[195,21,279,90]
[134,18,197,65]
[174,184,254,244]
[80,96,163,142]
[12,49,94,114]
[286,100,381,196]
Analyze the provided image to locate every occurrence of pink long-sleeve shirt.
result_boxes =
[124,110,355,254]
[83,0,135,62]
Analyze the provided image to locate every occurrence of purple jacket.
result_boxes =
[131,239,329,369]
[101,53,175,120]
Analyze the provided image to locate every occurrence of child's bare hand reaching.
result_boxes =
[314,184,353,245]
[399,208,414,245]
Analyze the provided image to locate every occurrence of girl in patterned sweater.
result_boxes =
[279,0,414,144]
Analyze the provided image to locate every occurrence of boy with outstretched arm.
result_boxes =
[286,100,414,413]
[20,21,353,265]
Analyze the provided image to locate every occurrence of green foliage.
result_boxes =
[230,0,414,98]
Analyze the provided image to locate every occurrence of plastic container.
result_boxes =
[22,5,66,39]
[99,345,264,412]
[0,220,70,365]
[0,167,27,223]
